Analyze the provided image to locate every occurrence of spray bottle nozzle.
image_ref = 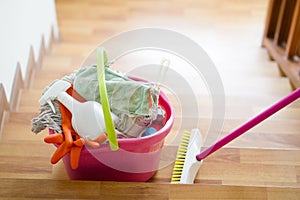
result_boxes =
[38,80,71,113]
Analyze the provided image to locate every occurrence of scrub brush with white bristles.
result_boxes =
[171,129,203,184]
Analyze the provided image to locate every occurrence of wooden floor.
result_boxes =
[1,0,300,199]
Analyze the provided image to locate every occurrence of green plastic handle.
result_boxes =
[96,47,119,151]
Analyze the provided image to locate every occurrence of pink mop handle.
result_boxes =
[196,88,300,161]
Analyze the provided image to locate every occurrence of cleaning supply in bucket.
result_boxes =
[171,88,300,184]
[42,80,173,180]
[72,65,164,138]
[59,87,173,181]
[31,47,173,180]
[32,57,163,138]
[44,87,108,169]
[145,127,158,136]
[39,80,119,142]
[45,100,84,169]
[31,75,75,134]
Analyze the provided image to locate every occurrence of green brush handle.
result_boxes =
[97,47,119,151]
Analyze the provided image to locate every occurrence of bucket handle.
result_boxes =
[96,47,119,151]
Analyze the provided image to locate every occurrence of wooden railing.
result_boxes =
[262,0,300,89]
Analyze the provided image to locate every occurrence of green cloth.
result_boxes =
[73,65,159,116]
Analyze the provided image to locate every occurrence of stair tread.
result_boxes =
[0,133,299,186]
[41,55,83,71]
[50,43,96,57]
[18,89,43,112]
[3,0,300,192]
[0,178,299,199]
[2,111,300,185]
[155,146,300,187]
[1,111,300,186]
[31,70,72,90]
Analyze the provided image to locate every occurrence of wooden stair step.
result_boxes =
[218,63,281,79]
[31,69,73,90]
[224,94,300,108]
[223,105,300,121]
[168,117,300,150]
[127,66,292,96]
[182,75,292,96]
[17,89,43,112]
[2,0,299,196]
[2,114,299,185]
[50,43,96,57]
[0,145,298,188]
[166,93,300,120]
[0,111,48,141]
[217,130,300,149]
[0,137,299,187]
[1,121,47,142]
[58,25,123,43]
[0,140,53,157]
[56,5,127,21]
[170,117,300,136]
[4,112,38,124]
[0,178,298,199]
[222,77,291,96]
[155,146,300,187]
[42,54,83,71]
[0,140,54,180]
[224,94,300,120]
[220,118,300,136]
[58,32,118,44]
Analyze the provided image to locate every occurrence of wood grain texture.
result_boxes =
[262,38,300,88]
[285,0,300,58]
[262,0,300,88]
[1,0,300,198]
[0,178,299,199]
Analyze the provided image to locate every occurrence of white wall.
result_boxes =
[0,0,59,100]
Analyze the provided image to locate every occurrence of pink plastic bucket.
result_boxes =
[51,85,174,182]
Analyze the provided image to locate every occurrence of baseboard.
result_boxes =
[36,36,46,69]
[49,24,60,50]
[9,63,24,111]
[0,25,59,135]
[24,46,36,89]
[0,83,9,135]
